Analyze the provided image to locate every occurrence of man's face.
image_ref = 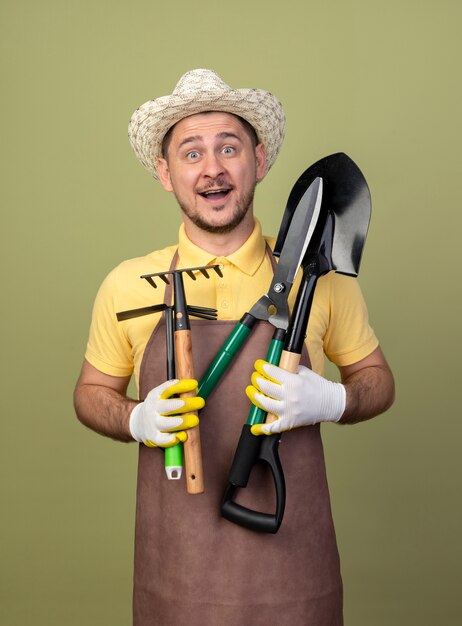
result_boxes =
[157,112,266,234]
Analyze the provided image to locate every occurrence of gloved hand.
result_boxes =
[129,379,204,448]
[246,359,346,435]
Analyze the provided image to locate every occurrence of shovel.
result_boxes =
[221,153,372,533]
[269,151,372,397]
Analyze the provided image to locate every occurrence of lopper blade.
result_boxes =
[249,177,323,330]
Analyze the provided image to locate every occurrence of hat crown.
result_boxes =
[173,69,230,97]
[128,68,285,180]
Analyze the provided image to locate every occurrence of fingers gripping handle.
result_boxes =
[265,350,302,424]
[221,430,286,534]
[247,334,285,426]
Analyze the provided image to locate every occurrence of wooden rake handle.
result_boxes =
[175,329,204,494]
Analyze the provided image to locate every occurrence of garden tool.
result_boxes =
[140,265,222,494]
[116,264,221,492]
[220,153,371,533]
[198,178,323,400]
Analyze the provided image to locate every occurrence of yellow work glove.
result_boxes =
[129,379,204,447]
[246,359,346,436]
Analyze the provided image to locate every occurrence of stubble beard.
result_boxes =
[175,184,256,235]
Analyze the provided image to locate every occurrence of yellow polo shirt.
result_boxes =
[85,220,378,390]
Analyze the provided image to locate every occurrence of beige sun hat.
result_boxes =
[128,68,286,180]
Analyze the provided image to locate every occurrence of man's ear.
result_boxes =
[255,144,267,182]
[157,157,173,191]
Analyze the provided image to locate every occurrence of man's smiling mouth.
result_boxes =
[199,188,232,200]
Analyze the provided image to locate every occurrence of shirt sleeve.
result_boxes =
[84,268,135,377]
[323,272,379,367]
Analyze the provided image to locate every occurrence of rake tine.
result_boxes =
[140,271,171,284]
[213,266,223,278]
[116,303,167,321]
[199,268,210,279]
[143,276,158,289]
[158,273,170,285]
[189,310,218,321]
[187,303,218,320]
[185,269,196,281]
[187,304,217,314]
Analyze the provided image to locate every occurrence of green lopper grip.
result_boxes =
[198,314,256,400]
[247,333,285,426]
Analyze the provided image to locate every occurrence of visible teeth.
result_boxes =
[201,189,229,198]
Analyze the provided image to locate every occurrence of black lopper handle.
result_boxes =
[221,426,285,533]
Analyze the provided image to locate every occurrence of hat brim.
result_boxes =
[128,87,285,180]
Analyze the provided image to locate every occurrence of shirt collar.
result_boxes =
[177,219,268,276]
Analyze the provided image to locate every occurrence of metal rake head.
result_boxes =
[116,303,217,322]
[140,264,223,289]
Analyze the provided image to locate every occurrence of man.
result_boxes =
[74,69,394,625]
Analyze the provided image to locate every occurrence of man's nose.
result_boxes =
[202,152,225,178]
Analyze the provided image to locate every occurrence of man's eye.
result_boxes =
[187,151,200,160]
[222,146,235,155]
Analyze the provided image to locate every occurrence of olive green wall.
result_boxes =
[1,0,460,624]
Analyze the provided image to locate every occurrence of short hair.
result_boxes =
[161,112,259,159]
